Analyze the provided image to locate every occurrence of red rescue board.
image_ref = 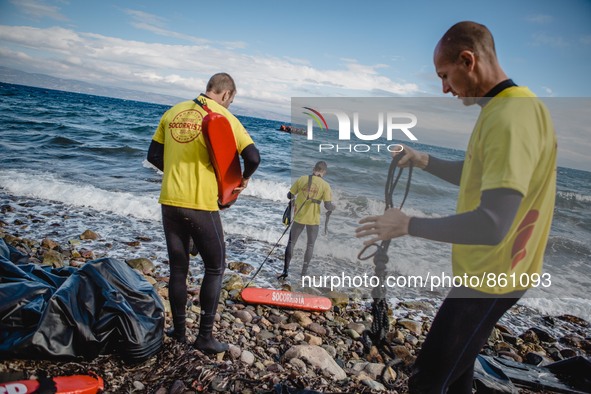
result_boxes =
[241,287,332,312]
[0,374,104,394]
[202,113,242,209]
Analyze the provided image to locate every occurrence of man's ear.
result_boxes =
[222,90,233,103]
[459,50,476,71]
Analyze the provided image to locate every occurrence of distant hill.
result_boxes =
[0,66,186,106]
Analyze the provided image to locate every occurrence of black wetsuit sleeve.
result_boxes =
[408,188,522,245]
[147,140,164,172]
[241,144,260,179]
[424,156,464,186]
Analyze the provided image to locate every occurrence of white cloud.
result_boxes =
[0,47,34,61]
[525,14,553,24]
[9,0,67,21]
[0,25,82,52]
[541,86,555,97]
[531,32,569,48]
[124,8,246,50]
[125,9,166,27]
[0,25,420,117]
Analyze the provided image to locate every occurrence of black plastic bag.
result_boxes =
[0,239,164,363]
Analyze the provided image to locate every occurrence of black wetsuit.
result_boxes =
[161,206,226,332]
[408,287,524,393]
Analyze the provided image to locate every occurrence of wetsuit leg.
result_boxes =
[161,205,191,338]
[301,224,319,276]
[408,287,523,394]
[175,209,228,353]
[282,222,305,275]
[162,206,227,352]
[184,210,226,318]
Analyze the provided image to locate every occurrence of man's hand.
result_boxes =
[355,208,411,245]
[396,144,429,170]
[232,177,250,194]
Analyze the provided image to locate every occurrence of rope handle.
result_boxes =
[358,152,413,261]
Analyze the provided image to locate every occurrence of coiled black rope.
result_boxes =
[357,152,413,389]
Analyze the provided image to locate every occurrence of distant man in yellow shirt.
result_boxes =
[279,161,335,279]
[147,73,260,354]
[356,22,556,393]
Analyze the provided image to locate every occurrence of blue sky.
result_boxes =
[1,0,590,169]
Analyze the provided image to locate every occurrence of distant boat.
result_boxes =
[278,124,306,136]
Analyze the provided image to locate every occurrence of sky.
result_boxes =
[1,0,590,169]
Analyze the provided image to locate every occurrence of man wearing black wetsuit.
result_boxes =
[148,73,260,354]
[356,22,556,393]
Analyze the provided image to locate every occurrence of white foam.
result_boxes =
[557,191,591,203]
[240,178,290,202]
[224,221,290,246]
[518,297,591,319]
[0,169,160,221]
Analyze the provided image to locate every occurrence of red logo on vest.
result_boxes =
[511,210,539,269]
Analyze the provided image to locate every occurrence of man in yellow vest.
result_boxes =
[357,22,556,393]
[279,161,335,279]
[148,73,260,354]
